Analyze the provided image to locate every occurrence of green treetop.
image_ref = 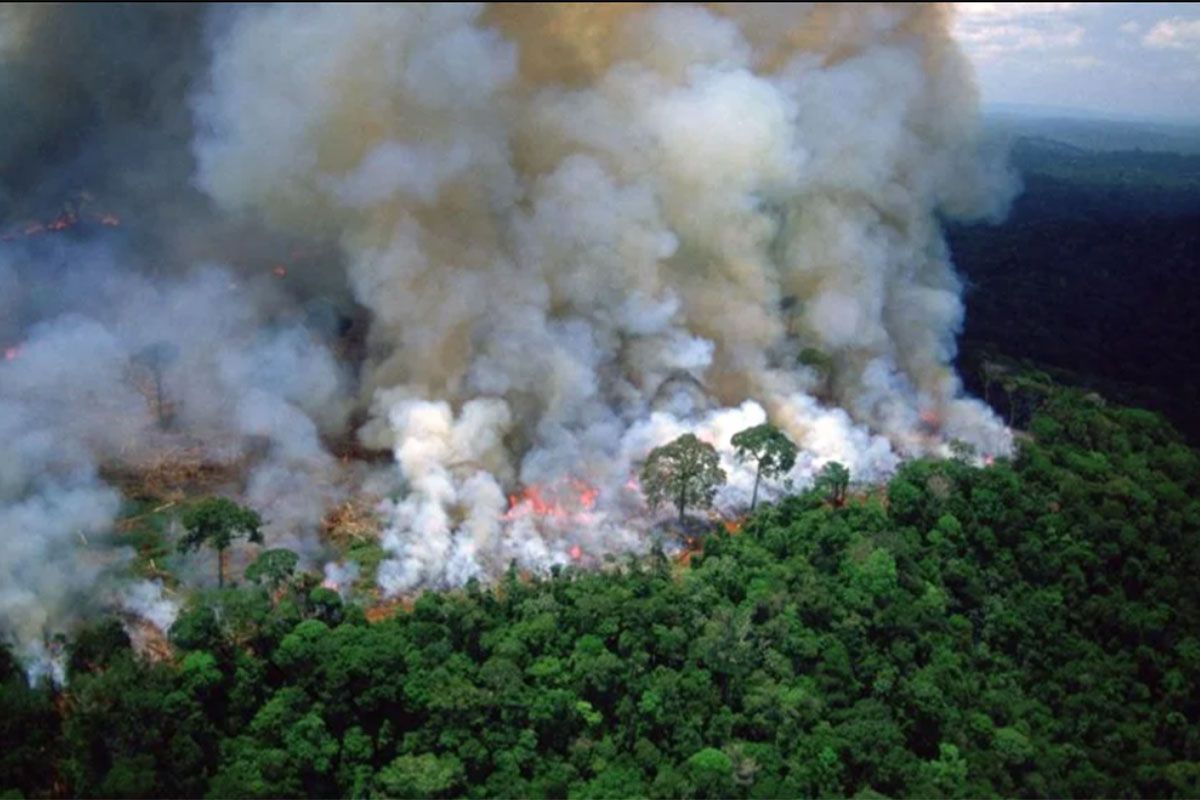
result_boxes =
[178,497,264,588]
[731,423,798,511]
[640,433,726,524]
[245,548,300,591]
[814,461,851,507]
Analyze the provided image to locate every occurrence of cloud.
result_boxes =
[956,23,1084,61]
[1143,17,1200,51]
[955,3,1200,120]
[954,3,1087,62]
[955,4,1080,22]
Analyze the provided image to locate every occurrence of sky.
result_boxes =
[954,3,1200,123]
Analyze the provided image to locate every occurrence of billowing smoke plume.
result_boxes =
[194,3,1015,593]
[0,5,362,676]
[1,3,1016,671]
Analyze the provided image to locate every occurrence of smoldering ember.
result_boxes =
[3,4,1199,799]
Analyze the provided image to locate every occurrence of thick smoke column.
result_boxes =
[194,3,1016,594]
[1,4,1016,673]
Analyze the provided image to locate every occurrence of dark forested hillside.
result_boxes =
[4,381,1199,798]
[951,136,1200,442]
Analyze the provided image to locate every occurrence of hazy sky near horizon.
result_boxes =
[954,3,1200,122]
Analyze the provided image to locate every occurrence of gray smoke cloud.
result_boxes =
[193,3,1017,596]
[0,243,351,678]
[1,3,1017,672]
[0,4,363,677]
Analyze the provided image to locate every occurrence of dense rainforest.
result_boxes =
[3,377,1199,798]
[4,128,1200,799]
[951,135,1200,443]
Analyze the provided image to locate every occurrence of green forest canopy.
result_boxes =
[2,380,1199,798]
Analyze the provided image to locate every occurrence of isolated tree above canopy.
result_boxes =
[731,423,798,511]
[178,497,263,588]
[640,433,726,523]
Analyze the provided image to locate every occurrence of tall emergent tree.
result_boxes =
[814,461,851,507]
[640,433,726,524]
[731,423,798,511]
[178,497,264,588]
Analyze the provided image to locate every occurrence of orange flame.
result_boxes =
[916,410,945,434]
[3,209,120,242]
[271,265,287,278]
[504,478,598,521]
[46,212,76,231]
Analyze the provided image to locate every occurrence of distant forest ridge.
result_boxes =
[951,121,1200,443]
[983,110,1200,155]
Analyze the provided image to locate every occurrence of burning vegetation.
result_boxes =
[0,3,1015,680]
[320,496,383,547]
[0,195,121,242]
[503,479,599,521]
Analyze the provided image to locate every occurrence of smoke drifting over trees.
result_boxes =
[0,4,1016,674]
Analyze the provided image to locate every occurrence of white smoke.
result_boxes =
[0,5,364,673]
[321,560,360,597]
[192,3,1016,598]
[119,579,180,633]
[376,397,511,594]
[0,254,349,669]
[1,1,1018,662]
[0,311,130,680]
